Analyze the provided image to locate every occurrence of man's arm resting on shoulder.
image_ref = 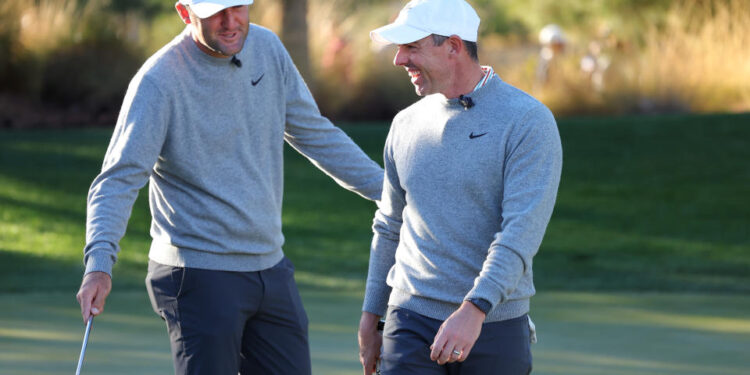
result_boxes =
[281,46,383,201]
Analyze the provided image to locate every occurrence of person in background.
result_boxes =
[76,1,383,374]
[358,0,562,374]
[535,23,567,91]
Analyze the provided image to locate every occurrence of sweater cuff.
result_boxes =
[84,247,116,277]
[362,284,392,317]
[466,279,504,311]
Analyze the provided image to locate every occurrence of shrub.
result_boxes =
[1,0,748,127]
[0,0,149,128]
[481,0,750,115]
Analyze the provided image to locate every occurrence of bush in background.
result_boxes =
[521,0,750,115]
[1,0,747,127]
[0,0,169,128]
[304,0,750,119]
[305,0,416,121]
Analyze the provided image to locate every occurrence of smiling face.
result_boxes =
[393,36,453,96]
[177,4,249,58]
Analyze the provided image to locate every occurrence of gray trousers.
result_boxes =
[381,307,532,375]
[145,257,310,375]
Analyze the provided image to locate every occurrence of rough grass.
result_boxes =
[518,0,750,115]
[0,113,748,294]
[538,113,750,291]
[0,114,748,374]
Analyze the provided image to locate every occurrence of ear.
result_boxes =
[175,2,191,24]
[447,35,464,56]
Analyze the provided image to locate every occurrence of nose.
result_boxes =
[393,46,408,67]
[220,8,239,28]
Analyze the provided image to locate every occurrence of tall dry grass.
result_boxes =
[0,0,149,127]
[518,0,750,115]
[16,0,80,55]
[300,0,750,117]
[637,0,750,112]
[2,0,747,127]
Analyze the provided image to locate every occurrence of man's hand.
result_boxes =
[358,311,383,375]
[75,271,112,323]
[430,301,485,364]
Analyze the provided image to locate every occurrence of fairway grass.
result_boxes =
[1,114,748,294]
[1,289,748,375]
[1,114,749,374]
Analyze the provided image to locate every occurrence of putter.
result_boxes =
[75,316,94,375]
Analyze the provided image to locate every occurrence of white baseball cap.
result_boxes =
[179,0,253,19]
[539,24,566,45]
[370,0,480,45]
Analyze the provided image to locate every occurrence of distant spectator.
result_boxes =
[580,27,613,92]
[535,24,566,91]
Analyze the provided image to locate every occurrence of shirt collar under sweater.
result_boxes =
[436,65,501,108]
[473,65,496,92]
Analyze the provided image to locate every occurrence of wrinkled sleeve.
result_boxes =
[280,38,383,201]
[362,125,404,317]
[84,76,168,276]
[466,106,562,308]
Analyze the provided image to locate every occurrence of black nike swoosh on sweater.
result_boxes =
[469,132,488,139]
[251,73,264,86]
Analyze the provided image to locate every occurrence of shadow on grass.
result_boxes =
[536,113,750,293]
[0,250,149,293]
[2,116,749,296]
[0,250,84,293]
[1,290,748,375]
[0,134,105,198]
[0,195,85,224]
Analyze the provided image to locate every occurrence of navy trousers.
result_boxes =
[381,307,532,375]
[145,257,310,375]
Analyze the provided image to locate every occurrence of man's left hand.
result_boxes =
[358,311,383,374]
[430,301,485,364]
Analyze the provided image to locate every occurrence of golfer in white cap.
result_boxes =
[358,0,562,374]
[76,0,384,374]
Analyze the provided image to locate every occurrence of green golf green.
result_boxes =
[1,113,748,373]
[1,290,748,374]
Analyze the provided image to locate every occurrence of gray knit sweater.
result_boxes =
[362,76,562,322]
[84,25,383,276]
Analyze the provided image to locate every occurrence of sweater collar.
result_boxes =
[181,26,246,68]
[437,69,502,109]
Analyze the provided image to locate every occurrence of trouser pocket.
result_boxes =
[145,260,185,321]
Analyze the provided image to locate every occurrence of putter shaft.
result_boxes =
[75,316,94,375]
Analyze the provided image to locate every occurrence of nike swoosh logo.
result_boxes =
[251,73,264,86]
[469,132,488,139]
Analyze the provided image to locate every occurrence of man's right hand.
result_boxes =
[358,311,383,375]
[75,271,112,323]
